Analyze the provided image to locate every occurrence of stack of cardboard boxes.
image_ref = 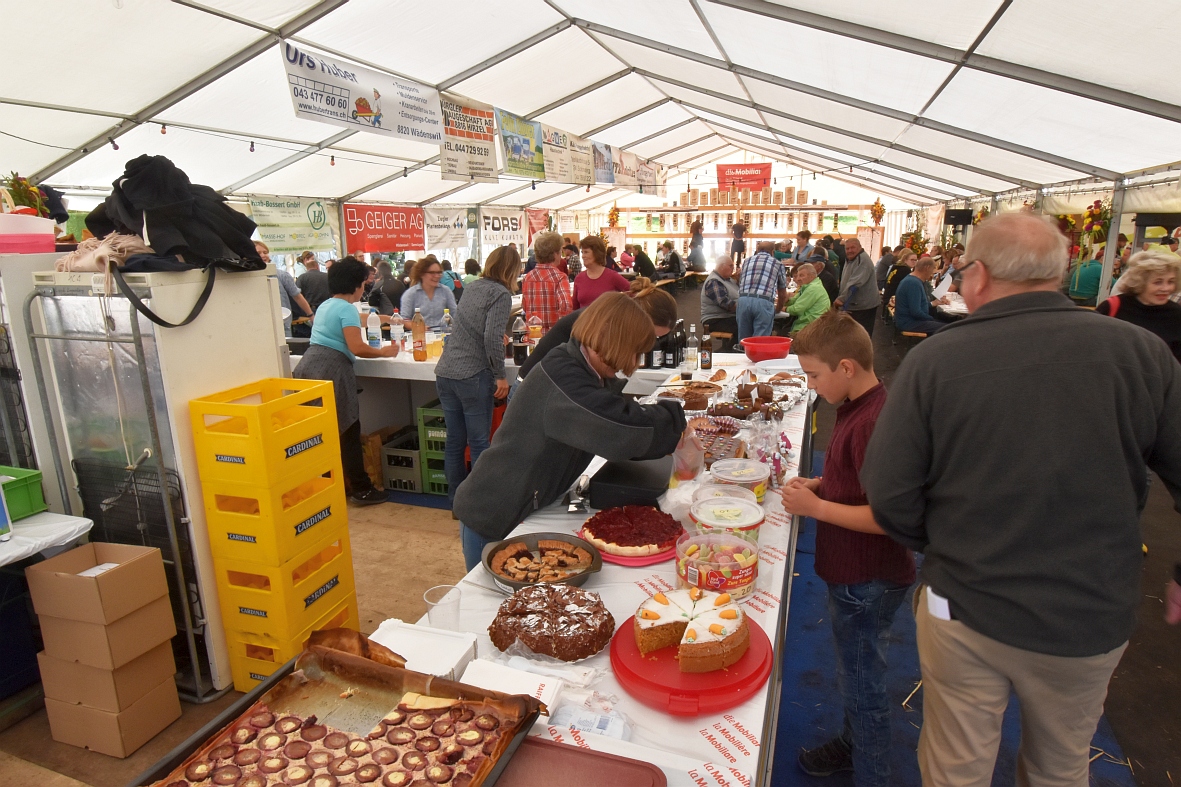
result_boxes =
[26,542,181,758]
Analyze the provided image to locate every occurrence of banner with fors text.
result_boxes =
[250,197,336,254]
[716,163,771,191]
[282,42,442,145]
[424,207,473,249]
[343,204,424,253]
[440,94,498,183]
[479,208,527,252]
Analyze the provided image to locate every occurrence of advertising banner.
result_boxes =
[526,208,550,243]
[342,203,424,253]
[541,125,594,185]
[479,207,527,250]
[716,163,772,191]
[636,159,661,195]
[557,212,577,234]
[282,43,442,144]
[250,196,336,254]
[592,142,615,184]
[440,94,497,183]
[424,207,472,249]
[614,150,640,190]
[495,108,545,179]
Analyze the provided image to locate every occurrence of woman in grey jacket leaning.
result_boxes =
[434,245,521,506]
[452,293,686,570]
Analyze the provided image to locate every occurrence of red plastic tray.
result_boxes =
[609,616,772,716]
[495,736,666,786]
[595,545,676,567]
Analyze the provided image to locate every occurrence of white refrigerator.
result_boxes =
[23,263,289,697]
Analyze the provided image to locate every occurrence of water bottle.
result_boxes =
[441,308,454,347]
[390,309,405,350]
[367,309,382,348]
[684,324,699,372]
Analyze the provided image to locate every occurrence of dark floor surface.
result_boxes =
[665,276,1179,787]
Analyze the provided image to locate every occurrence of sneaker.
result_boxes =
[798,736,853,777]
[350,488,388,507]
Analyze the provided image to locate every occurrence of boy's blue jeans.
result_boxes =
[826,579,911,787]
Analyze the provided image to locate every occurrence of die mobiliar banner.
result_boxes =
[716,163,771,191]
[282,42,442,145]
[440,94,498,183]
[343,204,425,253]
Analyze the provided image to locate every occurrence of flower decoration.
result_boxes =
[870,198,885,226]
[1082,199,1111,239]
[607,204,620,228]
[972,207,989,225]
[4,172,49,217]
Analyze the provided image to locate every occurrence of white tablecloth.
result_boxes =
[290,353,520,382]
[0,511,94,567]
[421,355,810,787]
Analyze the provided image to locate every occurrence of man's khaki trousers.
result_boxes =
[915,587,1126,787]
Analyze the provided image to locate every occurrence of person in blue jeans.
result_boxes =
[775,312,916,786]
[434,245,521,506]
[737,241,788,340]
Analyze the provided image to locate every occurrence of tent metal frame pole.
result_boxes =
[419,181,479,206]
[655,78,1036,189]
[580,99,671,138]
[618,117,697,150]
[524,185,583,208]
[579,19,1118,180]
[475,183,535,206]
[1098,180,1126,301]
[705,124,961,200]
[337,156,440,203]
[712,134,942,204]
[221,129,356,195]
[701,0,1181,125]
[645,134,717,162]
[30,0,351,183]
[437,20,573,91]
[523,69,633,120]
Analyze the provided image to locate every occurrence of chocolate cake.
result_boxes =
[488,585,615,662]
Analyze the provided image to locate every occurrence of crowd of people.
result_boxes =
[278,212,1180,787]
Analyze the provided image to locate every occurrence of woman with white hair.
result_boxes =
[1097,248,1181,363]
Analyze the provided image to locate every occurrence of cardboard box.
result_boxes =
[44,676,181,758]
[38,641,176,712]
[368,619,477,682]
[40,595,176,670]
[25,543,168,625]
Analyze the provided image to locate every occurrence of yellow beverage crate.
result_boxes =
[215,529,356,641]
[191,378,339,487]
[203,459,347,566]
[226,598,357,693]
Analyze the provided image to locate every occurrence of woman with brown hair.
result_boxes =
[515,276,678,380]
[452,292,686,568]
[572,235,631,309]
[399,254,457,330]
[435,246,523,504]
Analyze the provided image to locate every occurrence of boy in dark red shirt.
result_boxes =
[775,311,915,786]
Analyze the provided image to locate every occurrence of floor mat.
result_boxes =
[385,490,452,510]
[771,452,1137,786]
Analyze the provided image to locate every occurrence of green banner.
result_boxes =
[250,197,336,254]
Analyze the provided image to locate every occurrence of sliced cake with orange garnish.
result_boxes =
[632,588,749,672]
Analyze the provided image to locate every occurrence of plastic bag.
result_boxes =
[672,426,705,482]
[547,689,635,741]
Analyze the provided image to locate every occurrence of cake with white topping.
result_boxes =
[632,587,750,672]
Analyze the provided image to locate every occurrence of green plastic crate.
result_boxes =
[421,457,448,496]
[0,466,47,521]
[417,400,448,455]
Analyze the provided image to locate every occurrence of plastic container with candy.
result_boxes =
[691,483,758,505]
[675,532,758,599]
[710,458,771,503]
[689,497,766,546]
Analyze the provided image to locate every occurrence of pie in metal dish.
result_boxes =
[580,505,684,557]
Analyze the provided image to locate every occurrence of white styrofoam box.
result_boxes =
[459,659,564,716]
[368,619,477,682]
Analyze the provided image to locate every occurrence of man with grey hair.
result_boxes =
[863,212,1181,787]
[834,237,880,337]
[701,254,740,349]
[521,230,572,331]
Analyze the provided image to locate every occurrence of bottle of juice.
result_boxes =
[412,309,427,362]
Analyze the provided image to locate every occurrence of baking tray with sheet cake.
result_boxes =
[148,646,544,787]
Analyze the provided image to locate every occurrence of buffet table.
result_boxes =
[448,353,811,787]
[0,511,94,568]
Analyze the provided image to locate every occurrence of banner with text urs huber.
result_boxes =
[282,42,442,145]
[440,94,498,183]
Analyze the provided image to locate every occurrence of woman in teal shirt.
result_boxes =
[295,257,398,505]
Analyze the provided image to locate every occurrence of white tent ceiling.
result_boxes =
[6,0,1181,213]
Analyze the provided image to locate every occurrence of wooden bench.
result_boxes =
[652,278,677,289]
[705,330,734,352]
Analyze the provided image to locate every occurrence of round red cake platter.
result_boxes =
[609,616,773,716]
[575,528,677,566]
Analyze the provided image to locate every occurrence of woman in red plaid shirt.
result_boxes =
[522,231,573,331]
